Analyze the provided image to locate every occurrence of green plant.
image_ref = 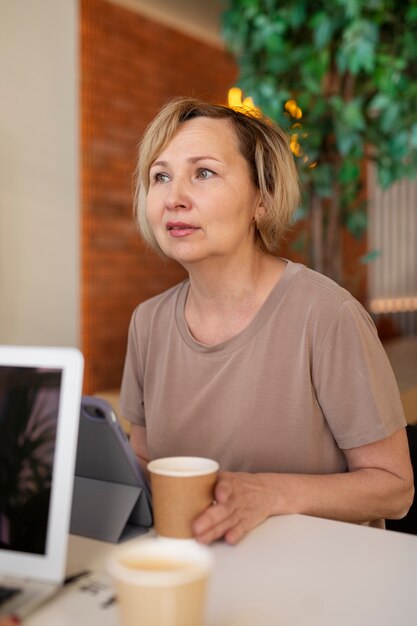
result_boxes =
[221,0,417,282]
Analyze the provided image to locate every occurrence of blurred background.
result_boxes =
[0,0,416,424]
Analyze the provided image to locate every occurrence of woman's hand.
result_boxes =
[192,471,278,545]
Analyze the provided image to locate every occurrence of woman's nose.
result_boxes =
[164,177,192,211]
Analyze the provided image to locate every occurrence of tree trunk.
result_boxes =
[309,190,323,274]
[309,186,343,286]
[323,190,342,285]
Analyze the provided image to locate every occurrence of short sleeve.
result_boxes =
[120,308,146,426]
[314,300,406,449]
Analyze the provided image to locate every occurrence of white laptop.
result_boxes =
[0,345,84,619]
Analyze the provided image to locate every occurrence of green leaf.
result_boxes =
[360,249,381,264]
[343,99,365,130]
[287,1,308,29]
[406,4,417,22]
[329,94,344,114]
[310,163,334,198]
[380,102,402,133]
[367,92,391,115]
[339,160,360,183]
[336,127,355,156]
[335,125,364,157]
[388,132,409,160]
[291,204,309,223]
[339,19,379,74]
[312,13,335,49]
[377,166,396,189]
[346,210,368,239]
[410,124,417,149]
[336,0,360,19]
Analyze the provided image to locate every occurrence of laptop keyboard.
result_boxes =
[0,585,22,606]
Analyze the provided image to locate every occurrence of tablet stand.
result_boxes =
[70,476,148,543]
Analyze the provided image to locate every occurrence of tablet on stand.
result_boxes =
[70,396,152,543]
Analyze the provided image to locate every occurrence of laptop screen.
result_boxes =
[0,366,62,556]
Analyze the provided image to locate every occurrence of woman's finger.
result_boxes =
[214,474,233,504]
[194,507,240,544]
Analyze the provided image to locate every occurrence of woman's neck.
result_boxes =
[184,254,286,345]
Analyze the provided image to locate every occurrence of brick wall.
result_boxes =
[80,0,237,393]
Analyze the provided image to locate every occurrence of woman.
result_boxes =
[120,97,413,545]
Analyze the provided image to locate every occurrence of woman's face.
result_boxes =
[146,117,264,268]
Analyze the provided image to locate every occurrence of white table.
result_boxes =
[26,515,417,626]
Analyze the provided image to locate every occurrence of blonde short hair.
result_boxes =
[135,97,300,256]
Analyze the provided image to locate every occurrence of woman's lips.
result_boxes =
[166,222,199,237]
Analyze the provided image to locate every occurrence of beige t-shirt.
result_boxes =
[120,261,406,477]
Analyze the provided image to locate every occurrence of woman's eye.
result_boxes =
[196,168,215,180]
[153,172,170,183]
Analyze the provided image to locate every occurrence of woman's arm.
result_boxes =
[193,428,414,545]
[129,423,150,475]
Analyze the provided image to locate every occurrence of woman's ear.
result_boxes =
[254,196,267,221]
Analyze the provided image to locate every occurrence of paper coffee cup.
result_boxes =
[108,537,213,626]
[147,457,219,539]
